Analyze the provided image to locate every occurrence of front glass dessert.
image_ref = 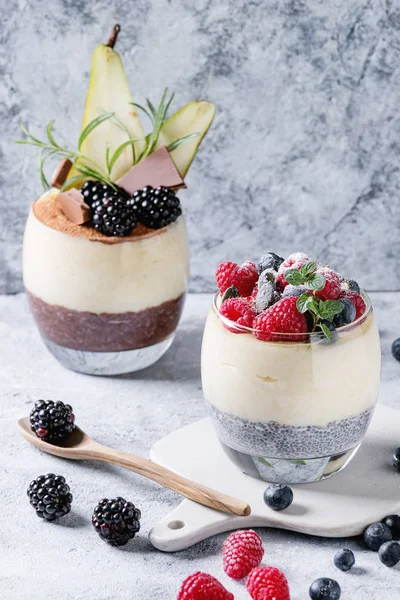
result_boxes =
[19,24,215,375]
[201,253,381,484]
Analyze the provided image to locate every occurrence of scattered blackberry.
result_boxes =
[333,548,355,572]
[263,483,293,511]
[92,497,141,546]
[309,578,341,600]
[27,474,72,521]
[364,522,392,551]
[81,180,128,207]
[30,399,75,442]
[378,541,400,567]
[128,185,181,230]
[392,447,400,471]
[92,195,136,237]
[392,338,400,362]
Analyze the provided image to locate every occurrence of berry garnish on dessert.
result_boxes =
[92,497,141,546]
[220,298,256,332]
[378,540,400,567]
[246,566,290,600]
[364,522,392,550]
[263,484,293,511]
[27,474,72,521]
[309,578,341,600]
[81,181,128,207]
[92,194,137,237]
[127,185,182,230]
[216,252,368,342]
[30,400,75,442]
[177,572,233,600]
[333,548,355,572]
[222,529,264,579]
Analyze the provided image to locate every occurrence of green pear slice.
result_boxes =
[155,101,216,177]
[69,28,144,184]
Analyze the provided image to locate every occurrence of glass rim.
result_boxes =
[211,289,373,339]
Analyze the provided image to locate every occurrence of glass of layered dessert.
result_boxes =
[201,252,381,484]
[20,25,215,375]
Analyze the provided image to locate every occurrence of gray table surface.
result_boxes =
[1,292,400,600]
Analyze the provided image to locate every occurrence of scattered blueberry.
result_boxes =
[383,515,400,539]
[393,448,400,471]
[342,278,360,294]
[392,338,400,362]
[263,483,293,511]
[334,299,356,327]
[282,284,308,298]
[257,252,284,274]
[364,522,392,551]
[309,577,341,600]
[333,548,355,572]
[378,540,400,567]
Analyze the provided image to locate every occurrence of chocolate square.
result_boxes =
[117,146,186,194]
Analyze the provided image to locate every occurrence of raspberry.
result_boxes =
[177,572,233,600]
[223,530,264,580]
[253,297,307,342]
[339,290,366,319]
[277,253,309,288]
[220,298,256,333]
[246,567,290,600]
[216,261,258,296]
[315,268,341,300]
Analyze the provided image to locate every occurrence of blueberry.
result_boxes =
[309,578,341,600]
[364,522,392,551]
[392,338,400,362]
[379,541,400,567]
[341,278,360,294]
[392,447,400,471]
[257,252,284,274]
[282,284,308,298]
[333,548,355,572]
[263,483,293,511]
[334,299,356,328]
[383,515,400,539]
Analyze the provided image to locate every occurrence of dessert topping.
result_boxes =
[177,572,234,600]
[57,189,91,225]
[92,194,137,237]
[216,261,258,296]
[257,252,284,274]
[221,285,240,303]
[51,158,73,188]
[246,566,290,600]
[81,180,128,207]
[222,530,264,580]
[253,296,308,342]
[314,267,341,300]
[339,290,366,320]
[220,298,256,332]
[117,146,186,194]
[127,185,182,230]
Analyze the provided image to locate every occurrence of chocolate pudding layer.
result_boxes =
[27,291,186,352]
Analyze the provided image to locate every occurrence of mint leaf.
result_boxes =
[296,294,313,313]
[320,322,333,341]
[300,261,318,278]
[319,300,344,321]
[285,269,304,286]
[304,272,325,291]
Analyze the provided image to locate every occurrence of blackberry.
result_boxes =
[92,195,136,237]
[128,185,182,229]
[81,180,128,207]
[30,399,75,442]
[27,474,72,521]
[333,548,355,572]
[263,483,293,511]
[92,497,141,546]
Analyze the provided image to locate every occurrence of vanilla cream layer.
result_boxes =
[201,309,381,426]
[23,205,189,314]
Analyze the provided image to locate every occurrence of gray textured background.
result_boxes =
[2,0,400,293]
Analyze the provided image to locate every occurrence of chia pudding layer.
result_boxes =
[27,291,185,352]
[207,403,374,459]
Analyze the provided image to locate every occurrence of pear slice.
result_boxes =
[155,101,216,177]
[68,25,144,185]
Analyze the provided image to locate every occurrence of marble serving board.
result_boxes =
[149,404,400,552]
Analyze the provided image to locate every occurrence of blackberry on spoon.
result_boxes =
[30,399,75,442]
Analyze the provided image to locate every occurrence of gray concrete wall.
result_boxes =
[2,0,399,293]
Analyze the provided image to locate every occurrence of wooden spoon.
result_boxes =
[17,417,251,517]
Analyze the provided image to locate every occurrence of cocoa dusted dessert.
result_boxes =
[19,24,215,375]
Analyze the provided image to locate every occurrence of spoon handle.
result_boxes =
[90,444,251,517]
